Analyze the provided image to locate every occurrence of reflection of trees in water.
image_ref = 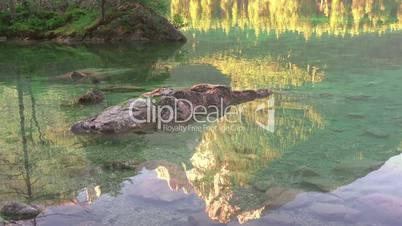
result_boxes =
[0,73,90,204]
[191,52,325,89]
[0,85,147,206]
[17,72,33,200]
[171,0,402,39]
[0,42,186,206]
[0,43,183,85]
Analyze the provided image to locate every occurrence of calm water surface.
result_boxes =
[1,1,402,225]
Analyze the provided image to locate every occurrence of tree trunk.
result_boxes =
[9,0,16,19]
[100,0,106,22]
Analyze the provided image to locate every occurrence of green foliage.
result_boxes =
[0,0,170,37]
[0,11,11,34]
[170,14,187,29]
[0,4,100,37]
[53,7,99,36]
[135,0,169,15]
[0,7,67,36]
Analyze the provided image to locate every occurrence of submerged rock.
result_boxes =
[264,187,302,209]
[54,70,102,83]
[347,113,366,119]
[0,202,41,220]
[103,159,139,170]
[77,90,105,105]
[319,93,334,98]
[363,128,390,138]
[253,180,274,192]
[71,84,273,134]
[332,159,383,176]
[345,95,370,101]
[297,178,335,192]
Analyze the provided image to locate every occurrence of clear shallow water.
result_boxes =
[1,1,402,225]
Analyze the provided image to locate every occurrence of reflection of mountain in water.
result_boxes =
[184,94,324,223]
[171,0,402,39]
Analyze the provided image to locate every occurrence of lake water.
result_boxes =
[1,0,402,225]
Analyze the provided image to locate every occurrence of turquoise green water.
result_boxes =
[1,1,402,225]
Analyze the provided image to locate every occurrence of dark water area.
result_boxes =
[1,0,402,225]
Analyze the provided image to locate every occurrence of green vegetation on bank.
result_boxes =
[0,0,170,38]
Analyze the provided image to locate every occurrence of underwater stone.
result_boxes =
[347,113,366,119]
[54,70,103,83]
[0,202,41,220]
[332,159,383,176]
[77,90,105,105]
[363,128,390,138]
[345,95,370,101]
[102,159,139,170]
[319,93,334,98]
[297,178,336,192]
[253,180,274,192]
[264,187,302,209]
